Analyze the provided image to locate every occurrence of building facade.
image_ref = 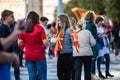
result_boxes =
[0,0,70,22]
[43,0,70,22]
[26,0,43,16]
[0,0,26,20]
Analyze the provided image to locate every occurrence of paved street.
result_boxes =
[11,56,58,80]
[11,53,120,80]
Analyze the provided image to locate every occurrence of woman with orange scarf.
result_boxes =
[55,14,74,80]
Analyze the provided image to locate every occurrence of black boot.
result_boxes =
[99,72,106,78]
[106,71,114,78]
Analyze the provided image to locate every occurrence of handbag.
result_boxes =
[96,43,103,50]
[96,36,104,50]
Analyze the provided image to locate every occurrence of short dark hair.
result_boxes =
[95,16,104,24]
[1,10,13,20]
[52,22,56,27]
[40,16,49,22]
[47,24,52,29]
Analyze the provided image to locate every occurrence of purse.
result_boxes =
[96,43,103,50]
[96,36,104,50]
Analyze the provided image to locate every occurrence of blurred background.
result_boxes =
[0,0,120,25]
[0,0,70,23]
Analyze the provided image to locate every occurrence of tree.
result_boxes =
[105,0,120,22]
[64,0,80,18]
[54,0,80,20]
[64,0,105,18]
[54,0,120,23]
[80,0,105,14]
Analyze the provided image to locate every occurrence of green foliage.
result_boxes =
[64,0,105,19]
[64,0,80,19]
[105,0,120,21]
[53,0,120,22]
[82,0,105,14]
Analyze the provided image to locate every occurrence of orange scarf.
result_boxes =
[72,29,80,53]
[55,30,64,52]
[55,29,80,53]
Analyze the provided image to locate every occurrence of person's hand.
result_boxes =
[13,20,24,35]
[12,53,20,70]
[48,42,51,46]
[103,29,108,34]
[98,34,103,38]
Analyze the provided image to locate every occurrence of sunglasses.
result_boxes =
[9,15,14,18]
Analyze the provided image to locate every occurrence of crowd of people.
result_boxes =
[0,9,120,80]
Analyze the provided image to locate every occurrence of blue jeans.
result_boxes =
[0,63,11,80]
[48,46,52,57]
[97,54,110,73]
[26,60,47,80]
[13,47,20,80]
[14,67,20,80]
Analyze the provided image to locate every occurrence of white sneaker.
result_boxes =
[92,74,100,80]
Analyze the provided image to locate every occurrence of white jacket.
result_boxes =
[73,30,96,57]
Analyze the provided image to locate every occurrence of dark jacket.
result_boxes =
[85,21,98,57]
[112,27,120,47]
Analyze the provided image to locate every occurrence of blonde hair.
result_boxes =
[77,19,86,30]
[84,11,95,22]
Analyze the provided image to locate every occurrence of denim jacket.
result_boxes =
[60,28,73,54]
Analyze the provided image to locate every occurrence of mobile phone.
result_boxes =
[19,19,25,30]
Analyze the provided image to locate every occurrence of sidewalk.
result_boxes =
[103,53,120,80]
[80,53,120,80]
[11,53,120,80]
